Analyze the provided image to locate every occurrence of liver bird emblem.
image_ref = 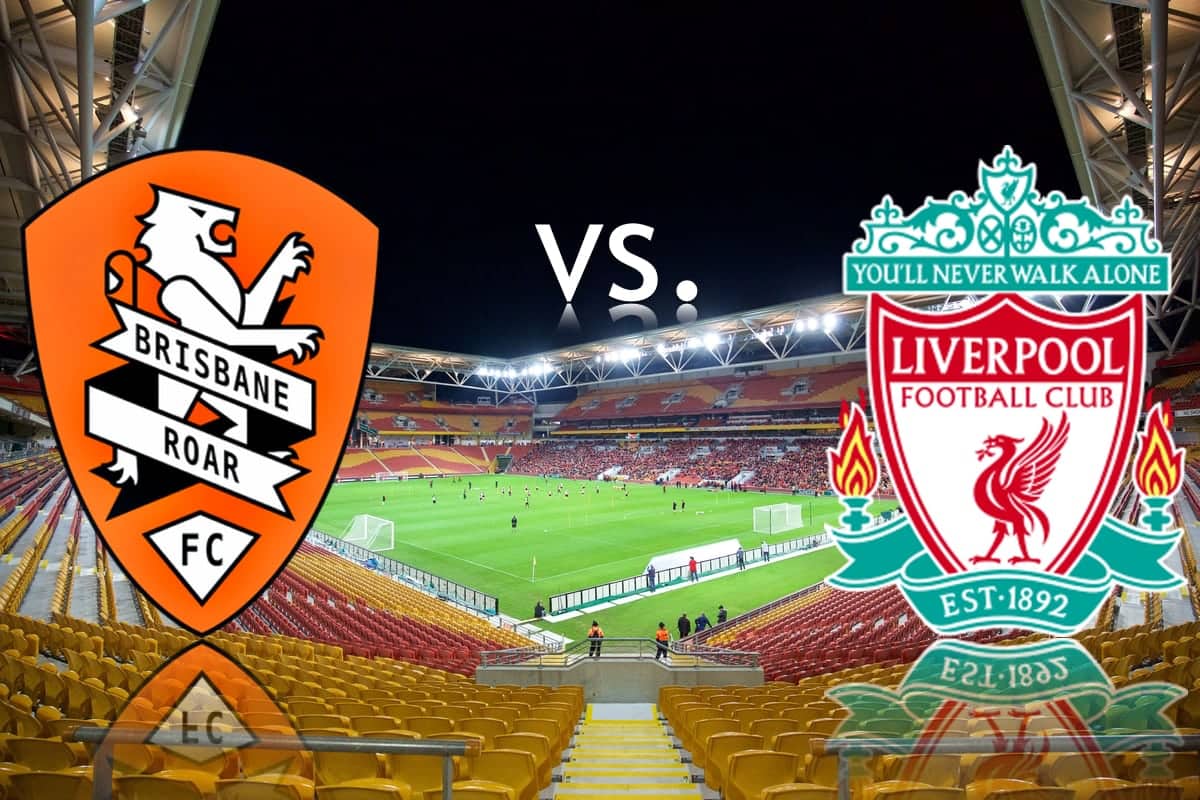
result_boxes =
[971,412,1070,565]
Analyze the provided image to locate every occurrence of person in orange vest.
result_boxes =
[587,620,604,658]
[654,622,670,661]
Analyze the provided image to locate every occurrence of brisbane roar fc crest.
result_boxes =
[23,151,378,634]
[828,148,1182,635]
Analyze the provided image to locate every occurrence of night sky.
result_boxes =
[176,2,1078,358]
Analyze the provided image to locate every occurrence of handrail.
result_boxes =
[74,725,477,800]
[479,636,759,667]
[822,734,1200,800]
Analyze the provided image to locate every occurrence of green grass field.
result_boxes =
[315,475,896,641]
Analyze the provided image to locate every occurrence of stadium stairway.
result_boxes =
[106,554,142,624]
[68,511,100,623]
[17,491,76,620]
[555,703,706,800]
[0,480,67,588]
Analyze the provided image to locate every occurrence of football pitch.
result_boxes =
[314,475,897,641]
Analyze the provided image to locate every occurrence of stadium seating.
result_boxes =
[335,445,530,480]
[508,436,894,493]
[556,364,867,422]
[230,545,533,676]
[692,584,1014,682]
[0,607,580,800]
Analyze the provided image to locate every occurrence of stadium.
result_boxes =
[0,3,1197,800]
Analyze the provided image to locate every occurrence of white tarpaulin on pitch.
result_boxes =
[646,538,741,574]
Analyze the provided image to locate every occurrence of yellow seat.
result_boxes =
[1042,753,1121,785]
[458,718,507,749]
[512,719,562,761]
[978,789,1076,800]
[350,717,404,735]
[404,717,453,738]
[494,733,551,789]
[472,749,537,800]
[884,756,961,787]
[705,732,763,792]
[379,752,446,799]
[313,785,408,800]
[691,718,740,768]
[871,788,965,800]
[6,736,85,771]
[313,749,384,786]
[750,718,801,749]
[965,779,1041,800]
[967,754,1044,784]
[761,784,838,800]
[114,774,208,800]
[448,779,515,800]
[10,771,92,800]
[238,775,317,800]
[727,750,802,800]
[1068,778,1134,800]
[216,778,309,800]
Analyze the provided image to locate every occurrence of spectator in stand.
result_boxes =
[677,612,691,638]
[695,611,710,632]
[654,622,670,660]
[688,556,698,582]
[717,605,728,624]
[587,620,604,657]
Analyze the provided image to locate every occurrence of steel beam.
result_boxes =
[75,0,95,179]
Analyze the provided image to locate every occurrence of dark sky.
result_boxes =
[176,2,1078,358]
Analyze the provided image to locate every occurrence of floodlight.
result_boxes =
[822,313,837,331]
[702,333,720,349]
[806,318,819,332]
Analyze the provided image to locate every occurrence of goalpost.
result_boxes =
[374,472,398,482]
[753,503,804,535]
[343,514,395,553]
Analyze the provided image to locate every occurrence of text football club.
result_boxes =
[23,150,378,634]
[827,148,1184,635]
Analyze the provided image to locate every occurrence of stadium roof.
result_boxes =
[366,292,1033,398]
[1025,0,1200,353]
[0,0,219,371]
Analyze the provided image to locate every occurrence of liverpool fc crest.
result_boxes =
[827,148,1183,635]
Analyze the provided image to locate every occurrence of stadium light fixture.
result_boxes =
[686,337,701,350]
[656,342,667,356]
[822,313,837,331]
[806,318,819,332]
[702,333,720,350]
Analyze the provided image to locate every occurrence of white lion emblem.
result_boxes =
[104,187,321,486]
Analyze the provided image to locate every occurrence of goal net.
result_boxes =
[374,472,398,482]
[753,503,804,535]
[343,514,395,553]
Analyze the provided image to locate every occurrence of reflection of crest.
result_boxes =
[824,640,1185,787]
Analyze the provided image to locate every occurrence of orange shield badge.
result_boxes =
[24,151,377,634]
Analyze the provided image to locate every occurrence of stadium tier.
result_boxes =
[504,437,894,494]
[229,544,533,674]
[688,584,1015,682]
[335,445,529,480]
[556,363,867,422]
